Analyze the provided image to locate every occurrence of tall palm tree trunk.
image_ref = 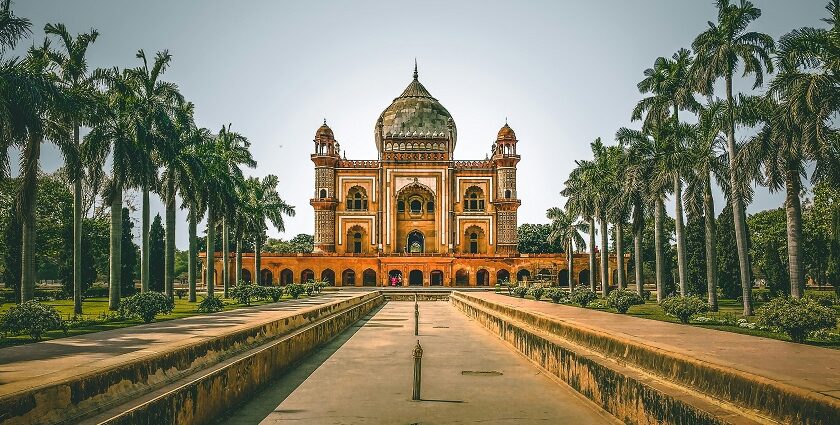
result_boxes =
[785,167,805,298]
[654,199,665,302]
[73,175,83,314]
[235,223,243,285]
[188,207,197,302]
[674,175,688,295]
[615,221,625,290]
[254,237,262,286]
[589,218,596,292]
[222,217,229,297]
[206,205,215,297]
[254,237,262,285]
[19,133,40,303]
[599,216,609,297]
[567,238,575,290]
[164,179,175,298]
[109,181,123,310]
[703,178,718,311]
[634,225,644,296]
[141,186,150,293]
[72,124,83,315]
[726,75,753,316]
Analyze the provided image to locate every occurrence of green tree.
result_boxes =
[717,203,743,299]
[517,223,564,254]
[60,216,107,297]
[633,48,701,297]
[42,22,100,314]
[692,0,775,315]
[120,207,138,296]
[761,238,789,297]
[547,207,587,289]
[85,67,144,309]
[242,175,295,285]
[148,214,164,292]
[684,214,707,296]
[124,50,183,294]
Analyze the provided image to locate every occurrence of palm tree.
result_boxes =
[42,22,100,314]
[243,175,295,285]
[617,124,674,302]
[692,0,775,315]
[684,100,730,310]
[547,207,587,290]
[634,49,700,297]
[202,124,255,296]
[124,49,182,293]
[769,0,840,297]
[739,89,836,298]
[160,101,203,298]
[576,139,615,297]
[85,68,144,309]
[562,157,598,292]
[607,146,631,290]
[618,129,654,296]
[15,42,69,302]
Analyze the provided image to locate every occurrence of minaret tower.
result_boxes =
[492,122,521,255]
[310,120,339,253]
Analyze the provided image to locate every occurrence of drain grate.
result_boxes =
[461,370,503,376]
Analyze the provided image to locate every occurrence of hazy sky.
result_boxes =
[13,1,829,250]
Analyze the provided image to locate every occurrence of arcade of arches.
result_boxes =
[204,252,628,288]
[201,67,627,288]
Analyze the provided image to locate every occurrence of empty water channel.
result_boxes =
[217,298,614,424]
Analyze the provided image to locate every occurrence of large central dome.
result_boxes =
[375,66,457,152]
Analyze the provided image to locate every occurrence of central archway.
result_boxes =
[409,270,423,286]
[407,230,424,253]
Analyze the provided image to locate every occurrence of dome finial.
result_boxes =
[323,118,327,125]
[413,58,418,80]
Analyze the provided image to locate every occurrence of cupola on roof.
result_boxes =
[375,63,457,152]
[315,119,334,141]
[497,123,516,141]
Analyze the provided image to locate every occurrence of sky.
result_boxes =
[12,0,830,250]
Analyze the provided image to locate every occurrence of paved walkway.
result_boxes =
[223,302,614,424]
[470,292,840,398]
[0,293,355,395]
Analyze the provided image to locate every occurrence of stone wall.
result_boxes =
[0,292,381,425]
[450,292,840,425]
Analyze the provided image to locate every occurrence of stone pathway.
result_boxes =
[224,301,614,424]
[0,293,354,395]
[471,292,840,398]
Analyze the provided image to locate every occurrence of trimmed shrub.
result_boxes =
[607,289,645,313]
[0,300,66,341]
[267,286,284,302]
[304,282,316,296]
[197,295,224,313]
[286,283,305,299]
[570,286,597,307]
[529,286,545,301]
[805,292,837,307]
[119,291,174,323]
[231,282,257,306]
[756,297,837,343]
[512,286,528,298]
[660,296,708,324]
[545,288,568,304]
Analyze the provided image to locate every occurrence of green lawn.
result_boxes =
[0,293,310,348]
[505,293,840,349]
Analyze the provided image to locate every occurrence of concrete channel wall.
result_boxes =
[1,292,383,425]
[451,292,840,425]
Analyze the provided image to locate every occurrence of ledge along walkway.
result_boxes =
[470,292,840,401]
[0,293,355,398]
[227,301,616,424]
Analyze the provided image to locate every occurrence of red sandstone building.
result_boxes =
[206,66,623,287]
